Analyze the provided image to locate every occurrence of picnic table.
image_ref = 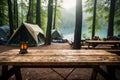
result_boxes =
[86,40,120,49]
[0,49,120,80]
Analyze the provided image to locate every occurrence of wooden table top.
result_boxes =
[0,49,120,67]
[86,40,120,44]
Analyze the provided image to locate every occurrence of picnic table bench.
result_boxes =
[0,49,120,80]
[86,40,120,49]
[106,50,120,54]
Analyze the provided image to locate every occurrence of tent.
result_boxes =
[51,29,67,43]
[0,25,10,44]
[51,29,62,39]
[8,23,45,46]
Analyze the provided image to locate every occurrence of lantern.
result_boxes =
[19,42,28,54]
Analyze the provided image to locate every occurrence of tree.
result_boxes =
[46,0,53,45]
[114,0,120,34]
[107,0,116,37]
[13,0,18,29]
[36,0,41,27]
[8,0,14,36]
[73,0,82,49]
[27,0,31,23]
[27,0,34,23]
[53,0,57,29]
[92,0,97,39]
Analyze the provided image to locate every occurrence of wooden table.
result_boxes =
[86,40,120,49]
[0,49,120,80]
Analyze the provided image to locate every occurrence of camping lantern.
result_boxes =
[19,42,28,54]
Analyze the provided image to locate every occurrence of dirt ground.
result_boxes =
[0,43,120,80]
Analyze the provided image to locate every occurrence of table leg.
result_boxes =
[14,66,22,80]
[51,68,76,80]
[0,66,22,80]
[0,66,8,80]
[106,66,117,80]
[90,67,98,80]
[88,43,91,49]
[94,66,111,80]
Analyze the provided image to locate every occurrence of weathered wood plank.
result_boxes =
[0,50,120,66]
[0,50,117,55]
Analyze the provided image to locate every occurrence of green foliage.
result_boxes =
[84,0,120,35]
[0,0,8,25]
[85,0,107,34]
[85,16,93,22]
[41,6,47,33]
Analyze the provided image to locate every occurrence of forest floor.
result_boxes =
[0,43,120,80]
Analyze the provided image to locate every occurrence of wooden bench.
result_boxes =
[106,50,120,56]
[0,49,120,80]
[86,40,120,49]
[106,50,120,52]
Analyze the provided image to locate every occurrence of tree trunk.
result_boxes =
[27,0,33,23]
[36,0,41,27]
[46,0,53,45]
[27,0,31,23]
[53,0,57,29]
[8,0,14,37]
[73,0,82,49]
[92,0,97,39]
[0,7,4,25]
[31,0,34,23]
[107,0,115,37]
[14,0,18,29]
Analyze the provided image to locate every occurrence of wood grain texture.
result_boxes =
[0,50,120,66]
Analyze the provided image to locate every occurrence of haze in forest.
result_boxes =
[59,0,108,41]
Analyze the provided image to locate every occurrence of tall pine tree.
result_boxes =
[107,0,116,37]
[73,0,82,49]
[46,0,53,45]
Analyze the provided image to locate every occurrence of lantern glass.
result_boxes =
[19,42,28,54]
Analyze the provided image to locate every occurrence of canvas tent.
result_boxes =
[51,29,68,43]
[0,25,10,44]
[51,29,62,39]
[8,23,45,46]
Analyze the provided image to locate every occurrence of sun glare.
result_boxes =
[62,0,76,9]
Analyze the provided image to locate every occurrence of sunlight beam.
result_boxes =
[62,0,76,9]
